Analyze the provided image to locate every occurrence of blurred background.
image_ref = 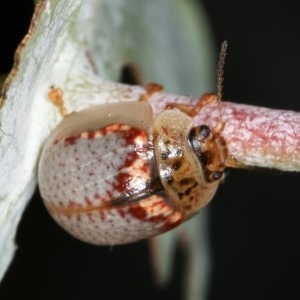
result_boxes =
[0,1,300,300]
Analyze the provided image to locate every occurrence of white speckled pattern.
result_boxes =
[38,104,185,245]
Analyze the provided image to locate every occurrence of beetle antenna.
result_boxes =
[216,40,227,130]
[217,40,227,103]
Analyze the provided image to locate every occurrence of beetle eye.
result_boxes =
[188,125,211,145]
[198,125,211,140]
[212,170,223,181]
[188,125,211,154]
[188,125,226,183]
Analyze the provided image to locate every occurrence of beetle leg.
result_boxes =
[139,83,164,102]
[165,93,223,132]
[48,85,68,117]
[165,93,217,117]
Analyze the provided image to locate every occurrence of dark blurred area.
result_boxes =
[202,1,300,299]
[0,1,300,300]
[0,3,34,73]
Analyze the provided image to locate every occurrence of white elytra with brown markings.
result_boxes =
[38,100,227,245]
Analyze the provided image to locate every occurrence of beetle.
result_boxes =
[38,42,229,245]
[38,90,228,245]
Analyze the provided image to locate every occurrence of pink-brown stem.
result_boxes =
[148,92,300,172]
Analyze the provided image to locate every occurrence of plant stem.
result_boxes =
[148,91,300,172]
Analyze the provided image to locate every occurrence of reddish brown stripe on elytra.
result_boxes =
[94,193,101,199]
[84,197,92,206]
[127,205,147,220]
[63,124,137,146]
[64,134,81,145]
[162,215,183,231]
[112,172,134,194]
[127,200,182,225]
[118,208,126,218]
[112,126,149,194]
[87,131,96,139]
